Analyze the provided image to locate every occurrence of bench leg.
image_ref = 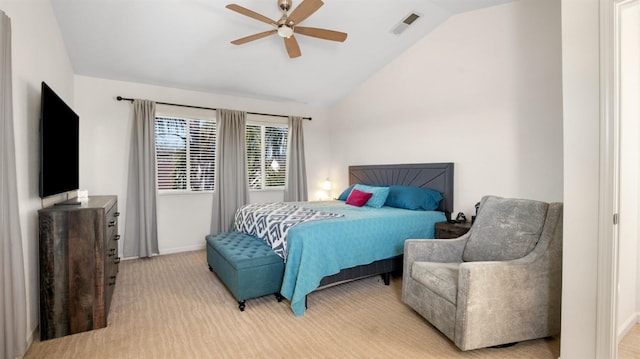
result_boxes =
[275,293,284,302]
[382,272,390,285]
[208,264,213,272]
[238,300,246,311]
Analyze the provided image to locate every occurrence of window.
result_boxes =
[246,124,288,189]
[154,108,288,193]
[155,116,216,192]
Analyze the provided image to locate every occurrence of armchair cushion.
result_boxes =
[411,262,459,304]
[462,196,548,262]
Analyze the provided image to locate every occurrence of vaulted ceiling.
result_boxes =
[52,0,515,107]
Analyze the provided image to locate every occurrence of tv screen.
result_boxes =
[39,81,79,198]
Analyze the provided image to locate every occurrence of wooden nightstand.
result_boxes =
[434,221,472,239]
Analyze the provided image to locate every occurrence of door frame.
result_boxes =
[596,0,637,357]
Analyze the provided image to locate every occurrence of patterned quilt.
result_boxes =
[233,202,343,260]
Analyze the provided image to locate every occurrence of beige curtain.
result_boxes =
[124,100,159,258]
[211,109,249,234]
[283,116,307,201]
[0,10,28,358]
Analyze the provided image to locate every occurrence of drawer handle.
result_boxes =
[114,212,120,217]
[108,220,117,227]
[114,257,121,264]
[109,277,116,286]
[113,234,121,241]
[108,248,116,256]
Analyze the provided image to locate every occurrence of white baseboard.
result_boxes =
[121,244,206,261]
[159,243,206,255]
[617,312,640,343]
[18,327,36,359]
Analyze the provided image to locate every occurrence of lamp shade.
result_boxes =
[322,179,332,191]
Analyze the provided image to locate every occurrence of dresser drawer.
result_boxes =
[104,200,119,317]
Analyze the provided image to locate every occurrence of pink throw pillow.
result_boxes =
[346,189,373,207]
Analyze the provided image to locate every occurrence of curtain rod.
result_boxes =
[116,96,311,121]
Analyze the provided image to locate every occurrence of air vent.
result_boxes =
[391,12,421,35]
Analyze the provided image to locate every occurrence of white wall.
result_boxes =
[328,0,563,216]
[2,0,627,356]
[560,0,601,357]
[618,0,640,340]
[0,0,75,349]
[73,76,333,256]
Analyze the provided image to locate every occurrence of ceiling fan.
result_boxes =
[226,0,348,58]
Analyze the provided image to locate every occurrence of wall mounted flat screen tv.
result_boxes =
[39,81,80,198]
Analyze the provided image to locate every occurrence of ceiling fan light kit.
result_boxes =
[226,0,348,58]
[277,24,294,38]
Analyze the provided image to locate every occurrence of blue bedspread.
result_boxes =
[279,200,446,316]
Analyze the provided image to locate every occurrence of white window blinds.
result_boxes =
[246,124,288,189]
[155,116,216,191]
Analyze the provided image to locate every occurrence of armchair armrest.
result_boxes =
[454,252,562,350]
[402,234,469,315]
[458,256,557,301]
[404,233,469,265]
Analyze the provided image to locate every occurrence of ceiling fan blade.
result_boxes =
[284,35,302,58]
[226,4,277,26]
[231,30,277,45]
[294,27,347,42]
[287,0,323,25]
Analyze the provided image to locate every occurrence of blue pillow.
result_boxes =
[337,184,356,201]
[353,184,389,208]
[384,185,442,211]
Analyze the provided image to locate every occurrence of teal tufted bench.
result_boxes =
[206,232,284,311]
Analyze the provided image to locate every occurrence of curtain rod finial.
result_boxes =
[116,96,123,101]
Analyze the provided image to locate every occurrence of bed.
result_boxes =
[236,163,454,316]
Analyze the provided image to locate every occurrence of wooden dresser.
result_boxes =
[38,195,120,340]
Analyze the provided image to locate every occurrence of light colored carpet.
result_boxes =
[24,250,560,358]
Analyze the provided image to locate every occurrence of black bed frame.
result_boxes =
[316,162,454,289]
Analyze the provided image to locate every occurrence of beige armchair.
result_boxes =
[402,196,563,351]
